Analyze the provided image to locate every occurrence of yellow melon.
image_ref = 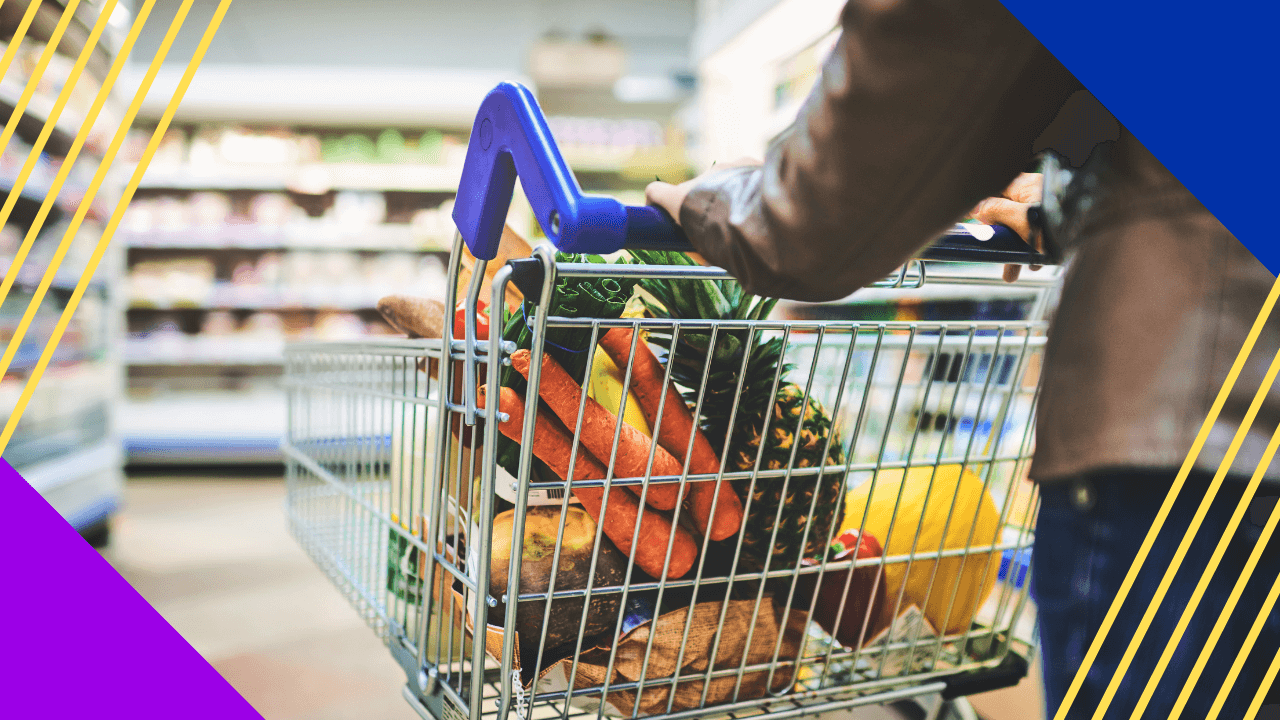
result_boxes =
[841,464,1002,636]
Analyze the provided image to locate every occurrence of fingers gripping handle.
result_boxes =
[451,82,692,259]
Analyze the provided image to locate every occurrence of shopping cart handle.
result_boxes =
[923,223,1053,265]
[452,81,694,260]
[453,83,1052,265]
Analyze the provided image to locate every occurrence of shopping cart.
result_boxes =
[283,83,1057,720]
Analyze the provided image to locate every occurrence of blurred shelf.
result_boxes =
[2,0,115,83]
[126,358,284,368]
[120,392,285,465]
[124,343,284,366]
[0,167,107,221]
[15,436,119,494]
[0,84,82,159]
[121,225,453,253]
[5,400,110,471]
[3,348,101,373]
[0,257,108,294]
[137,163,464,193]
[128,302,381,312]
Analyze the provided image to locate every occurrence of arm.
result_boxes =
[656,0,1082,301]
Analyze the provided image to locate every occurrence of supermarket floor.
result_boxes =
[100,474,1044,720]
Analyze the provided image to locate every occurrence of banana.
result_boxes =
[588,348,652,437]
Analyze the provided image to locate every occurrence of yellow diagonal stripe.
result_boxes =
[0,0,118,283]
[0,0,181,382]
[1088,347,1280,719]
[1053,272,1280,720]
[1211,551,1280,718]
[0,0,156,312]
[1166,488,1280,718]
[0,0,82,159]
[1243,642,1280,720]
[0,0,233,454]
[1132,419,1280,719]
[0,0,43,87]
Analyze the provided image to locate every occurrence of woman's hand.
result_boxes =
[966,172,1043,282]
[645,157,761,226]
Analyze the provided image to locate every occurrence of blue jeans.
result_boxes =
[1031,470,1280,719]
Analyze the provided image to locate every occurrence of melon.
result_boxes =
[841,465,1002,636]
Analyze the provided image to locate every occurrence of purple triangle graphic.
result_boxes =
[0,460,264,719]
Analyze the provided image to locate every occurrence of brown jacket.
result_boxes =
[679,0,1279,483]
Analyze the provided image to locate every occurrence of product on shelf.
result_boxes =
[129,258,216,307]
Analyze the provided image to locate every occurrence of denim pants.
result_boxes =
[1031,470,1280,719]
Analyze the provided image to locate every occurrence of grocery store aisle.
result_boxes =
[100,475,419,720]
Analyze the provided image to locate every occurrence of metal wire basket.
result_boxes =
[283,82,1055,720]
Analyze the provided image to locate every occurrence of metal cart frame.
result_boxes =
[283,82,1058,720]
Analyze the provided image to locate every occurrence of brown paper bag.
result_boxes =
[537,598,809,717]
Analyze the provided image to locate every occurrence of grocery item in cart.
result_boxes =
[488,506,627,667]
[481,384,699,580]
[843,465,1002,635]
[630,250,847,568]
[588,347,652,437]
[598,328,744,541]
[510,349,684,511]
[538,597,809,717]
[792,529,890,648]
[494,253,639,480]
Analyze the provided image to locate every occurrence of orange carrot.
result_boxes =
[509,350,683,512]
[480,385,697,579]
[599,328,743,541]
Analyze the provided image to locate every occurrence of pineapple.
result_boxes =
[629,251,846,570]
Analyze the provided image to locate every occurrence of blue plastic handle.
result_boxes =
[451,82,1050,266]
[452,81,689,260]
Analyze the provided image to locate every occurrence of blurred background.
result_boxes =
[3,1,1044,717]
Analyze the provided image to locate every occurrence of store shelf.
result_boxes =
[0,258,107,295]
[137,163,464,193]
[121,225,453,253]
[126,358,284,368]
[2,0,114,83]
[0,85,82,160]
[128,302,382,312]
[124,342,284,366]
[4,400,110,470]
[120,392,286,465]
[16,437,120,494]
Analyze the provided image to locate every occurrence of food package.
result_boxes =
[842,465,1002,635]
[862,604,947,677]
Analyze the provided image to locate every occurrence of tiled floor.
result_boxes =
[100,475,1044,720]
[101,475,419,720]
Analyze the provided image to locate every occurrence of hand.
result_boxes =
[966,172,1043,282]
[645,157,761,227]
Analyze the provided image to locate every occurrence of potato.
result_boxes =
[489,506,627,658]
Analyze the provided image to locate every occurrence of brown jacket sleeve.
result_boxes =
[680,0,1082,302]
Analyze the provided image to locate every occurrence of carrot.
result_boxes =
[509,349,683,512]
[480,384,696,579]
[599,328,743,541]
